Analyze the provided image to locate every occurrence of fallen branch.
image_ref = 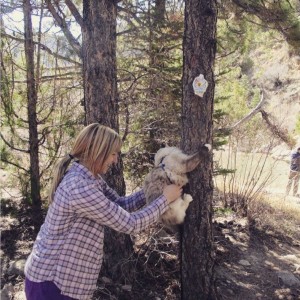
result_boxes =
[260,110,295,149]
[231,90,266,131]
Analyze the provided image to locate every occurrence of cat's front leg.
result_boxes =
[182,194,193,210]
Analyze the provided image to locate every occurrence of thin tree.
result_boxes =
[180,0,219,298]
[1,1,82,213]
[23,0,43,231]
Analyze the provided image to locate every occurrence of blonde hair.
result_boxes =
[49,124,122,203]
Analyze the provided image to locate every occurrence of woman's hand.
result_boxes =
[163,184,183,204]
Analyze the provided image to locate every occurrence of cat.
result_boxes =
[143,144,211,230]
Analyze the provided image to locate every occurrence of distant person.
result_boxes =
[285,147,300,197]
[24,123,182,300]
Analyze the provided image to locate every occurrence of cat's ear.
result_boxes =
[185,153,201,172]
[185,144,211,172]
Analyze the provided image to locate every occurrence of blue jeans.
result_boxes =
[25,278,76,300]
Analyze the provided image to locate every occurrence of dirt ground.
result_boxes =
[213,200,300,300]
[1,192,300,300]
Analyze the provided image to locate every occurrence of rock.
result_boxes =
[0,290,10,300]
[121,284,132,292]
[101,276,112,284]
[238,259,251,266]
[282,255,299,264]
[218,222,227,228]
[227,289,234,295]
[277,271,300,287]
[7,259,26,276]
[1,283,14,300]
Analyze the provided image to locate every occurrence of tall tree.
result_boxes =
[82,0,132,282]
[43,0,133,285]
[180,0,218,298]
[23,0,43,231]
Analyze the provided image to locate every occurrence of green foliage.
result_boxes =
[1,8,84,203]
[123,149,153,186]
[117,1,184,183]
[268,0,300,50]
[0,143,11,163]
[225,0,300,53]
[213,206,235,217]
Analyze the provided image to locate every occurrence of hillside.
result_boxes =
[248,41,300,148]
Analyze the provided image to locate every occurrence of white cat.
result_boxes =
[143,144,211,230]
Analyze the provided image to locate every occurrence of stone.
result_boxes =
[101,276,112,284]
[239,259,251,266]
[7,259,26,276]
[1,284,14,300]
[121,285,132,292]
[277,271,300,287]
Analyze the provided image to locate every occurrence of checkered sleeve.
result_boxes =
[70,181,168,234]
[102,181,146,212]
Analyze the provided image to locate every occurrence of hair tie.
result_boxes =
[69,154,74,160]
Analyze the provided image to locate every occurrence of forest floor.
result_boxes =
[212,193,300,300]
[1,189,300,300]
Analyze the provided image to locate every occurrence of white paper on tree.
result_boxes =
[192,74,208,97]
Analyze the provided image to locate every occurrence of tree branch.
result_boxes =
[2,32,82,66]
[260,110,295,148]
[0,132,30,153]
[0,157,29,173]
[117,5,146,26]
[45,0,82,58]
[65,0,83,27]
[231,90,266,131]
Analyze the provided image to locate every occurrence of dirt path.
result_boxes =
[214,213,300,300]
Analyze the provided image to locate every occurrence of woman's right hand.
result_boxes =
[163,184,183,204]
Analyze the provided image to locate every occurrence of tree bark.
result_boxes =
[82,0,132,282]
[181,0,218,299]
[83,0,118,127]
[23,0,43,232]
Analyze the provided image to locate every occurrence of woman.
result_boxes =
[24,123,182,300]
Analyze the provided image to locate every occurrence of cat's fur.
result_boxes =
[143,144,211,229]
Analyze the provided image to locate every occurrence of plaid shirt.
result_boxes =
[25,162,168,299]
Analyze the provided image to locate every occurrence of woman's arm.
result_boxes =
[101,180,146,212]
[68,181,168,234]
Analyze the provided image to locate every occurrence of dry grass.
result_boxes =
[214,148,300,240]
[249,194,300,241]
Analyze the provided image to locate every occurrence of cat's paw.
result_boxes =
[183,194,193,203]
[204,144,212,151]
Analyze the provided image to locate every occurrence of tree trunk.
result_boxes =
[82,0,132,282]
[83,0,118,127]
[23,0,42,232]
[180,0,218,299]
